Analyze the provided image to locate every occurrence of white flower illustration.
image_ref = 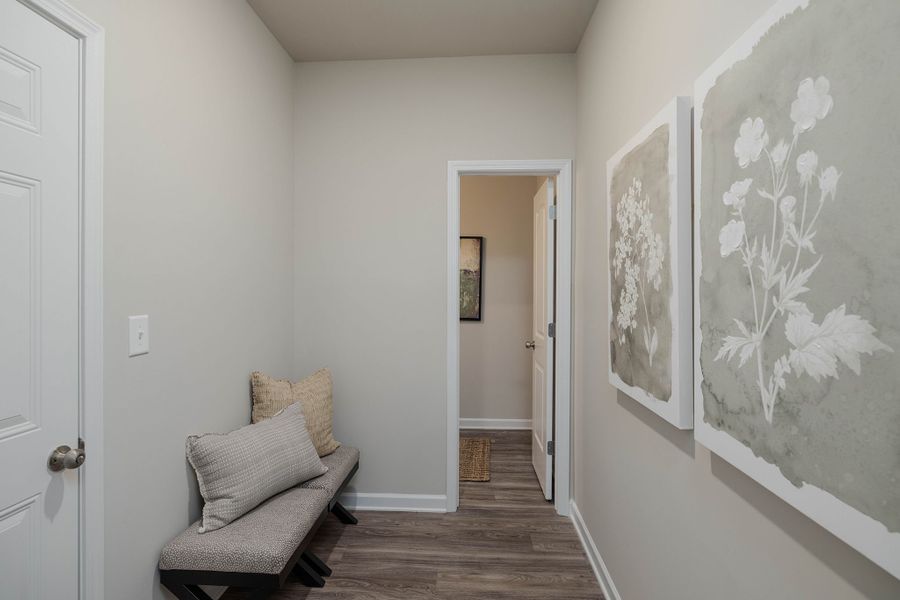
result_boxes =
[734,117,769,168]
[796,150,818,184]
[771,139,789,172]
[617,264,638,331]
[719,220,745,257]
[790,76,833,135]
[819,166,841,198]
[714,76,892,424]
[779,195,796,224]
[723,178,753,211]
[613,177,665,366]
[645,232,665,290]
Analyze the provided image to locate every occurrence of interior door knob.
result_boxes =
[525,340,536,349]
[48,438,85,472]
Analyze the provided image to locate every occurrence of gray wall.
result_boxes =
[573,1,900,598]
[292,55,576,496]
[65,1,295,598]
[460,176,536,422]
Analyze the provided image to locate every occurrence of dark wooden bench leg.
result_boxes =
[331,501,358,525]
[301,550,332,577]
[186,585,216,600]
[293,558,326,587]
[161,582,214,600]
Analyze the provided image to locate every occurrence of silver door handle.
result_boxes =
[525,340,536,350]
[48,438,85,472]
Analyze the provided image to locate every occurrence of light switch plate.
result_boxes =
[128,315,150,357]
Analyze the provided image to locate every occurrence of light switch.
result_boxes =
[129,315,150,357]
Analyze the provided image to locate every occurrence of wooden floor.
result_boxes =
[223,430,602,599]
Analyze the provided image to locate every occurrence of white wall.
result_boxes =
[64,1,295,598]
[573,1,900,599]
[293,55,575,497]
[460,176,536,422]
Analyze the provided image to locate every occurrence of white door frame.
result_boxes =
[16,1,105,597]
[446,159,572,516]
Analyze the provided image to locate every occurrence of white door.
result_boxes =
[0,1,82,598]
[530,178,555,500]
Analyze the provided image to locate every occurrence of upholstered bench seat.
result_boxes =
[301,445,360,495]
[159,487,330,575]
[160,443,359,599]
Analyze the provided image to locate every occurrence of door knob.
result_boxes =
[525,340,536,350]
[48,438,85,472]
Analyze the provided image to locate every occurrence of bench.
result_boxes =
[159,446,360,600]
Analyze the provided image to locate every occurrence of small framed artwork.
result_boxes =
[460,236,484,321]
[607,96,692,429]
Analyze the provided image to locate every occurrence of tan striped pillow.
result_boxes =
[250,369,341,457]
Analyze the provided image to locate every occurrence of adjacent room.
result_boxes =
[2,1,900,599]
[458,174,550,492]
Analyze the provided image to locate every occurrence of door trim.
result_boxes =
[17,1,105,598]
[446,159,572,516]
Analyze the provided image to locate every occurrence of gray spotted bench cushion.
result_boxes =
[158,487,330,574]
[300,445,359,495]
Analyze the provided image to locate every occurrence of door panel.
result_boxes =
[531,178,555,500]
[0,496,39,600]
[0,43,40,132]
[0,173,40,441]
[0,1,81,597]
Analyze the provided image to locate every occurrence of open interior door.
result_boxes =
[530,177,555,500]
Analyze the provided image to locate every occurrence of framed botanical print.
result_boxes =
[694,0,900,579]
[607,97,692,429]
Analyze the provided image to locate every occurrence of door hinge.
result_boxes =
[547,440,555,456]
[548,322,555,338]
[548,205,557,220]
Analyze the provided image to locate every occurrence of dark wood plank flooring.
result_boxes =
[222,430,602,599]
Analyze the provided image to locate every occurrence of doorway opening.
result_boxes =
[447,160,572,516]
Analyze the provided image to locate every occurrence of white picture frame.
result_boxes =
[693,0,900,579]
[607,96,692,429]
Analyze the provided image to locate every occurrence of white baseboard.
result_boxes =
[459,418,532,430]
[570,500,621,600]
[339,492,448,513]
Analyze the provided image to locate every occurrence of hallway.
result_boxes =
[223,430,601,599]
